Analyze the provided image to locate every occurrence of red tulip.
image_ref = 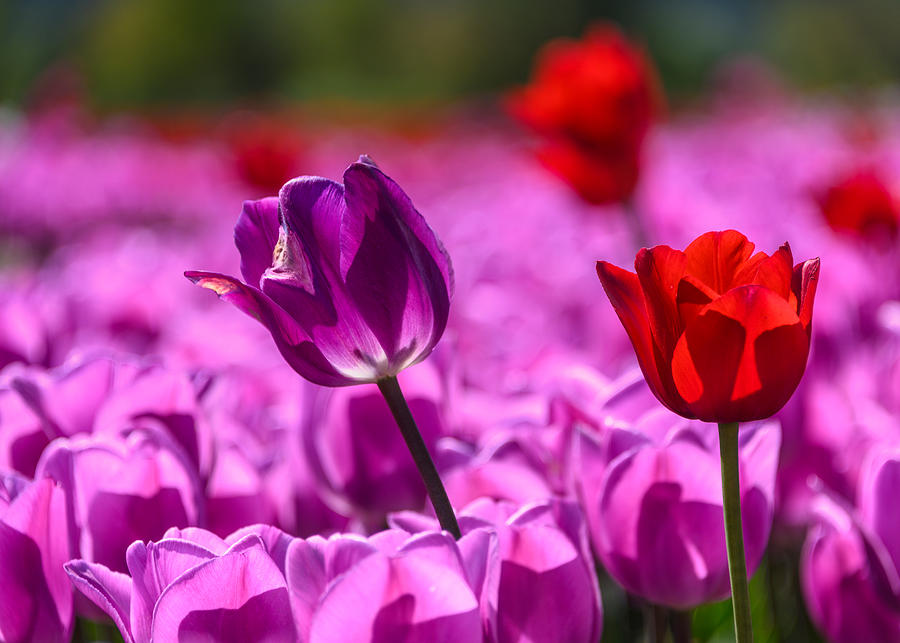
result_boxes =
[507,23,658,205]
[816,168,899,238]
[596,230,819,423]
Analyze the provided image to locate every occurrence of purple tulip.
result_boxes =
[574,405,779,609]
[302,362,447,523]
[186,155,453,386]
[391,497,603,642]
[0,357,124,478]
[801,489,900,642]
[0,473,72,643]
[37,430,202,573]
[287,529,483,641]
[66,525,295,643]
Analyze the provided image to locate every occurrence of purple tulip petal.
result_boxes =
[150,536,293,642]
[161,527,229,554]
[310,544,480,643]
[340,160,452,365]
[598,441,726,608]
[235,197,281,288]
[0,477,72,642]
[457,527,500,640]
[802,492,900,642]
[127,537,220,643]
[498,524,597,643]
[64,560,133,643]
[185,271,348,386]
[225,524,294,574]
[859,450,900,581]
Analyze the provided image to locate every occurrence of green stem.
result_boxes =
[377,376,461,539]
[718,422,753,642]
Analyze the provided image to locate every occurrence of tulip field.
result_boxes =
[2,16,900,643]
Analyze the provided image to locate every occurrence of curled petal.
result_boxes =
[792,257,821,336]
[184,272,347,386]
[735,243,794,304]
[64,561,133,643]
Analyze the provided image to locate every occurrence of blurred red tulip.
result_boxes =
[817,168,899,238]
[597,230,819,422]
[508,24,659,205]
[220,112,305,196]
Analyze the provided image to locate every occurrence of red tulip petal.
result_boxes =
[672,285,809,422]
[792,258,821,336]
[634,245,686,359]
[597,261,691,417]
[683,230,755,294]
[737,243,795,305]
[675,274,716,331]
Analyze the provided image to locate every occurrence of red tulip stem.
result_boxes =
[718,421,753,642]
[377,375,461,539]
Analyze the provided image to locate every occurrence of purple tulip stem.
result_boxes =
[718,421,753,642]
[377,375,461,539]
[669,609,692,643]
[649,604,667,643]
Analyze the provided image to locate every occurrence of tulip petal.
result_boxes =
[792,257,820,335]
[675,274,716,331]
[858,451,900,580]
[597,260,690,416]
[127,538,219,643]
[278,176,345,274]
[310,546,481,643]
[683,230,755,294]
[225,524,294,573]
[802,494,900,643]
[340,159,452,364]
[498,524,598,642]
[274,176,397,377]
[672,285,809,422]
[234,197,280,288]
[162,527,229,554]
[736,243,794,304]
[64,560,133,643]
[150,537,293,642]
[0,477,71,636]
[184,271,348,386]
[597,442,726,608]
[0,526,65,643]
[736,423,780,572]
[457,528,501,641]
[634,245,686,358]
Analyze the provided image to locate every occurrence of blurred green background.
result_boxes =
[1,0,899,111]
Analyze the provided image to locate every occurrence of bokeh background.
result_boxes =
[3,0,900,111]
